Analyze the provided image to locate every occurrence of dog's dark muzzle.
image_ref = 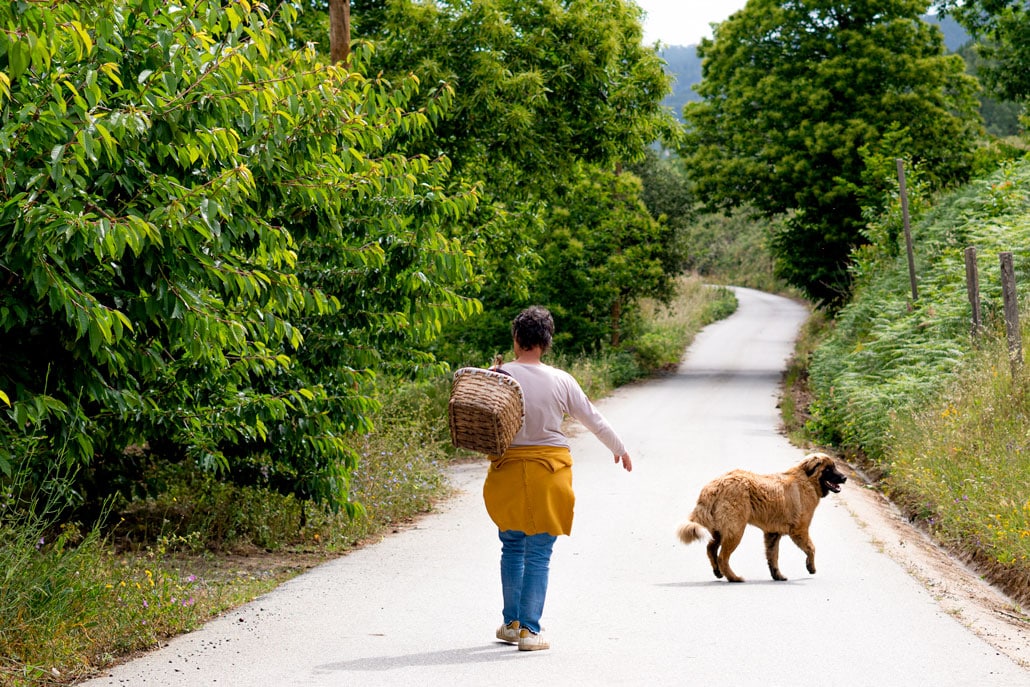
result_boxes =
[820,467,847,495]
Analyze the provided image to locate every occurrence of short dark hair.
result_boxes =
[511,306,554,352]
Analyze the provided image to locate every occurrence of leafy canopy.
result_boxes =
[936,0,1030,102]
[680,0,982,307]
[535,163,676,348]
[0,0,477,510]
[351,0,680,352]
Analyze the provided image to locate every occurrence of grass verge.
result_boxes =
[884,327,1030,606]
[1,383,454,685]
[783,309,1030,609]
[792,159,1030,610]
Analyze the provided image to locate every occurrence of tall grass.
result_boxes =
[0,466,286,686]
[808,160,1030,462]
[779,309,829,445]
[884,324,1030,603]
[803,158,1030,606]
[0,470,106,684]
[0,467,214,685]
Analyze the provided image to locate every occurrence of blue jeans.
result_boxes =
[499,529,557,634]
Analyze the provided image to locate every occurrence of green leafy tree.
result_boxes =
[361,0,674,193]
[535,164,675,349]
[680,0,982,307]
[350,0,679,354]
[955,42,1023,138]
[628,148,695,230]
[0,0,476,510]
[937,0,1030,103]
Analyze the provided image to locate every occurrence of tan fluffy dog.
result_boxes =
[677,453,846,582]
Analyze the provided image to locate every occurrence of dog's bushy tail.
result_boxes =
[676,521,709,545]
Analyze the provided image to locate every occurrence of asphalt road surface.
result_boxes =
[79,288,1030,687]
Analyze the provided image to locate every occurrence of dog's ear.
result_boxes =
[803,453,827,476]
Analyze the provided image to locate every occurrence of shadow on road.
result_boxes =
[654,578,814,588]
[313,643,531,673]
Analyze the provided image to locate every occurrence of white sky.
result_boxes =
[634,0,749,47]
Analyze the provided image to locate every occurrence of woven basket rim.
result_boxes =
[453,366,521,383]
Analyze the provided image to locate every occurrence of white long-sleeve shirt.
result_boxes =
[500,361,627,456]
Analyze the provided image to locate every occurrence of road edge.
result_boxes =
[835,460,1030,670]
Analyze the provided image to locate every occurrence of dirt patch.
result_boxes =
[173,549,334,583]
[836,460,1030,670]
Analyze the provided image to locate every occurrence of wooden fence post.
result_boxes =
[896,159,918,302]
[999,251,1022,373]
[965,246,981,336]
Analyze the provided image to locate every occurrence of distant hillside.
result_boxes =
[659,14,970,121]
[924,13,970,51]
[658,44,701,121]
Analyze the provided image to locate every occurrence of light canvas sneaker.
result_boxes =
[495,620,520,644]
[517,627,549,651]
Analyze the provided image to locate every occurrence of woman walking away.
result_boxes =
[484,306,633,651]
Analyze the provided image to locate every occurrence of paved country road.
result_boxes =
[79,288,1030,687]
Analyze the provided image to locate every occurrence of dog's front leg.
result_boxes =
[789,531,816,574]
[764,532,787,581]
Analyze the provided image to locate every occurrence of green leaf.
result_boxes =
[70,20,94,59]
[99,61,122,88]
[7,40,29,78]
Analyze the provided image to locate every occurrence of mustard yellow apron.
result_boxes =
[483,445,574,536]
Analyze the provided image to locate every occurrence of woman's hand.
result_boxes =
[614,453,633,472]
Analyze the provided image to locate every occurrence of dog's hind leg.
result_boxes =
[706,531,722,579]
[764,532,787,581]
[715,528,745,582]
[789,531,816,574]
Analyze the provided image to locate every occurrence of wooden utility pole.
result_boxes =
[329,0,351,67]
[1000,251,1022,374]
[964,246,981,336]
[896,159,918,302]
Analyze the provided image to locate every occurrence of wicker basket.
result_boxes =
[448,367,524,455]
